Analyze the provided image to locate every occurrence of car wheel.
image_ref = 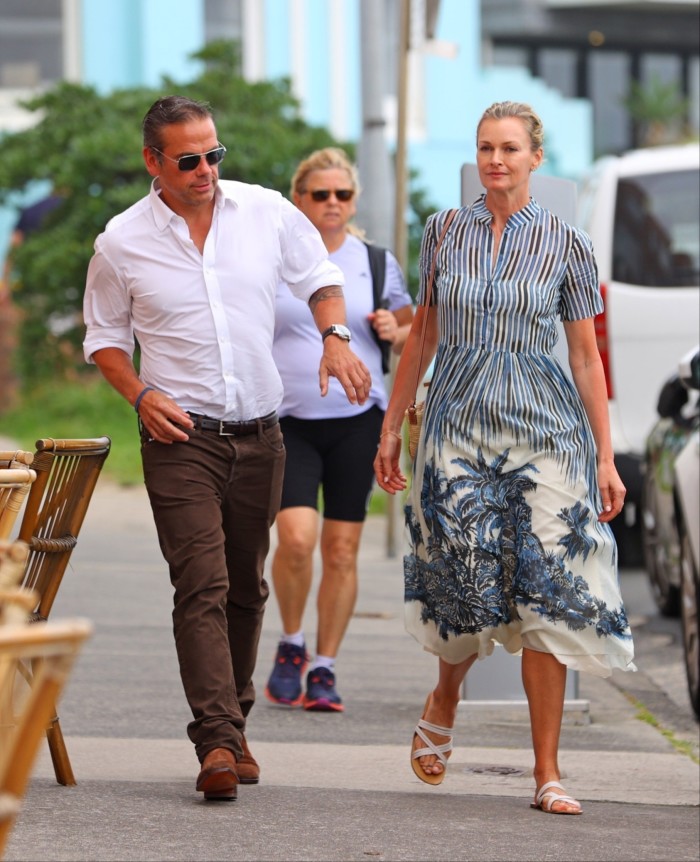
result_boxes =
[641,463,680,616]
[679,525,700,720]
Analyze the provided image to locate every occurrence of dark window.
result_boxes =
[0,0,62,87]
[612,169,700,287]
[204,0,242,43]
[589,51,630,156]
[540,48,577,99]
[491,45,529,68]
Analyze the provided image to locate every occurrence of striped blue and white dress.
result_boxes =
[404,198,635,677]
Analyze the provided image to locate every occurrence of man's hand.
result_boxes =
[319,337,371,404]
[136,389,194,444]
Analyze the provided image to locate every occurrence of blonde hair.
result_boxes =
[477,101,545,153]
[290,147,365,238]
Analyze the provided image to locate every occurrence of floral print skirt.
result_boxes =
[404,432,636,678]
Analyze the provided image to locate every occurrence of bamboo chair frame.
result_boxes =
[0,453,34,467]
[0,467,36,543]
[0,619,92,859]
[0,542,33,627]
[15,437,111,786]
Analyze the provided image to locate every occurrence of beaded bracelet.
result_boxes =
[134,386,155,413]
[380,430,402,441]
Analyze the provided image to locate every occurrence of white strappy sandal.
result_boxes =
[410,717,454,786]
[531,780,583,815]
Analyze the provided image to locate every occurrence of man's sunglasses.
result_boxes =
[151,144,227,172]
[305,189,355,202]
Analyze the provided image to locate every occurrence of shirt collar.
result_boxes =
[148,179,235,231]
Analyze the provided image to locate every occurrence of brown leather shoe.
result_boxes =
[196,747,239,800]
[237,734,260,785]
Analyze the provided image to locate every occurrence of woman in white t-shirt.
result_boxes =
[265,147,413,711]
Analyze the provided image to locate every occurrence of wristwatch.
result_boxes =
[322,324,352,343]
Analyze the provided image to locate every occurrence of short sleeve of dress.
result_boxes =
[559,227,603,321]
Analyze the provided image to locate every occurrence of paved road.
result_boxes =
[4,480,699,862]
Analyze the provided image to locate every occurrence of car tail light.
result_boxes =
[594,283,613,399]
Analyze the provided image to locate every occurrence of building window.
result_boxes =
[204,0,243,44]
[492,45,529,69]
[539,48,577,99]
[0,0,63,89]
[589,51,629,156]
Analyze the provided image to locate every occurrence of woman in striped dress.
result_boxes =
[374,101,635,815]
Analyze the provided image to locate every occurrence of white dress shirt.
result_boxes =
[83,179,344,421]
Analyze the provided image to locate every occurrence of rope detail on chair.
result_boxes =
[28,536,77,553]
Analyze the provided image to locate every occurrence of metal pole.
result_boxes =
[356,0,394,248]
[393,0,410,277]
[358,0,404,557]
[382,0,412,559]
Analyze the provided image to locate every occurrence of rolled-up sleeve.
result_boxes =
[278,202,345,302]
[83,239,135,364]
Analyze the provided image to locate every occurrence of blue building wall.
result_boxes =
[413,1,591,208]
[81,0,204,92]
[77,0,592,207]
[1,0,594,260]
[264,0,291,81]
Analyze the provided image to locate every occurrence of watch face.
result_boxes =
[324,325,351,341]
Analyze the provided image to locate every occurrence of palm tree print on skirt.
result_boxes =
[404,447,631,642]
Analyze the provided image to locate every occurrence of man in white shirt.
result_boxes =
[83,95,371,802]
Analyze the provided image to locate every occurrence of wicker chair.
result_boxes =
[15,437,111,786]
[0,541,33,627]
[0,539,92,856]
[0,618,92,858]
[0,456,36,542]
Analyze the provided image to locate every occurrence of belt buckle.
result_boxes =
[218,420,235,437]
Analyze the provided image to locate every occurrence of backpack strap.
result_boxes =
[364,242,390,374]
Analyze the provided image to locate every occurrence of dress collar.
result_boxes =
[471,193,540,228]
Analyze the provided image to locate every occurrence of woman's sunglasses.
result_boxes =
[305,189,355,203]
[151,145,227,172]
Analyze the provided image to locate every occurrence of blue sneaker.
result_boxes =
[302,667,344,712]
[264,642,308,707]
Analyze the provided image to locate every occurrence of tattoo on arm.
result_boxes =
[309,284,343,313]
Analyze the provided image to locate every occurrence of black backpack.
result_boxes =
[364,241,391,374]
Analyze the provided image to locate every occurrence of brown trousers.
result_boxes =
[141,421,285,763]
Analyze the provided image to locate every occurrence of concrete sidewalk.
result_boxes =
[4,480,700,862]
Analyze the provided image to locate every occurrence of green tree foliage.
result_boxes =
[1,40,435,383]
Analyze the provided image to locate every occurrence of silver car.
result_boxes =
[675,349,699,718]
[642,347,699,718]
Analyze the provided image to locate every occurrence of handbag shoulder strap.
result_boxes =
[409,208,458,412]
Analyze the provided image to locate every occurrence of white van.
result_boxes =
[577,143,700,564]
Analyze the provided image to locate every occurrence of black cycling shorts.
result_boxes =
[279,405,384,522]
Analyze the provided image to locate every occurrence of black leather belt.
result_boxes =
[187,411,278,437]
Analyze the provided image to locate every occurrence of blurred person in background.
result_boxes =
[0,191,64,408]
[265,147,413,712]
